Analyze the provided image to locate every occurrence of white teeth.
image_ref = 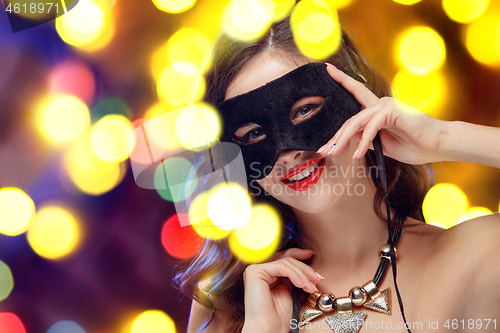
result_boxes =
[286,161,320,182]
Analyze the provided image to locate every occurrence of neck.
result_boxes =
[293,178,389,278]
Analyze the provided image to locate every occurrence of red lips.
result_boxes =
[280,158,325,191]
[280,157,323,181]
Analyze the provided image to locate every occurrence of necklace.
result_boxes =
[298,240,399,333]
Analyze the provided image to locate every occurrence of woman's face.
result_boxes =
[225,52,365,214]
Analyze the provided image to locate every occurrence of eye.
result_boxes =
[234,123,266,144]
[290,96,325,124]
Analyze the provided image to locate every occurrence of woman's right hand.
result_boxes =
[241,248,324,333]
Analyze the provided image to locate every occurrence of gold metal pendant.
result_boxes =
[362,281,391,315]
[325,297,366,333]
[299,304,323,327]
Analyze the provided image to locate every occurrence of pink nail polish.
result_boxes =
[352,149,359,159]
[326,62,337,69]
[315,271,325,280]
[310,282,318,292]
[317,145,326,153]
[328,144,336,154]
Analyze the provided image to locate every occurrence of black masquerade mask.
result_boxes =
[217,62,365,180]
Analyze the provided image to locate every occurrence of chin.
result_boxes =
[274,185,342,214]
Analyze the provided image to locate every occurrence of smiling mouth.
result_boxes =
[281,158,326,191]
[283,160,321,182]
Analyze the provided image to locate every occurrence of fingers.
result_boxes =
[318,101,384,156]
[353,111,391,159]
[270,248,314,262]
[325,63,379,108]
[279,258,319,293]
[246,256,323,294]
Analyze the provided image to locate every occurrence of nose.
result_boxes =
[276,150,304,166]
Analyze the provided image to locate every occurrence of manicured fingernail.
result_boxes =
[328,143,336,154]
[352,149,359,159]
[317,145,327,153]
[315,271,325,280]
[326,62,337,69]
[310,282,318,292]
[304,249,315,254]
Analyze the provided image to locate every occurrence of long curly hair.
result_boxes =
[173,16,433,333]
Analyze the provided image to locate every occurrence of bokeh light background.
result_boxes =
[1,0,500,332]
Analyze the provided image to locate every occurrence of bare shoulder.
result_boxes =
[399,214,500,273]
[434,212,500,255]
[400,215,500,320]
[435,213,500,317]
[188,297,232,333]
[429,213,500,292]
[399,218,448,256]
[402,213,500,257]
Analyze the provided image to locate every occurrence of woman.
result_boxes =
[175,15,500,333]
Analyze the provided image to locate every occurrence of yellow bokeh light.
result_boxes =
[167,28,212,74]
[175,103,221,150]
[392,70,447,117]
[221,0,275,42]
[443,0,489,24]
[129,109,185,166]
[397,27,446,75]
[56,0,109,47]
[0,188,36,236]
[64,0,104,35]
[423,183,468,229]
[458,206,492,223]
[393,0,422,5]
[92,0,117,12]
[143,102,176,120]
[0,260,14,302]
[189,192,231,240]
[66,134,126,195]
[157,63,205,106]
[150,41,171,80]
[61,13,114,52]
[40,95,90,143]
[229,204,282,263]
[143,107,183,153]
[465,12,500,66]
[90,115,134,163]
[27,206,81,260]
[330,0,355,9]
[207,183,252,230]
[290,0,341,60]
[131,310,175,333]
[271,0,295,22]
[152,0,196,14]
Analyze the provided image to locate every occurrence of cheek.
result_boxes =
[255,176,287,200]
[256,177,273,191]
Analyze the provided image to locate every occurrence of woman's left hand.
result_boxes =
[318,63,447,165]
